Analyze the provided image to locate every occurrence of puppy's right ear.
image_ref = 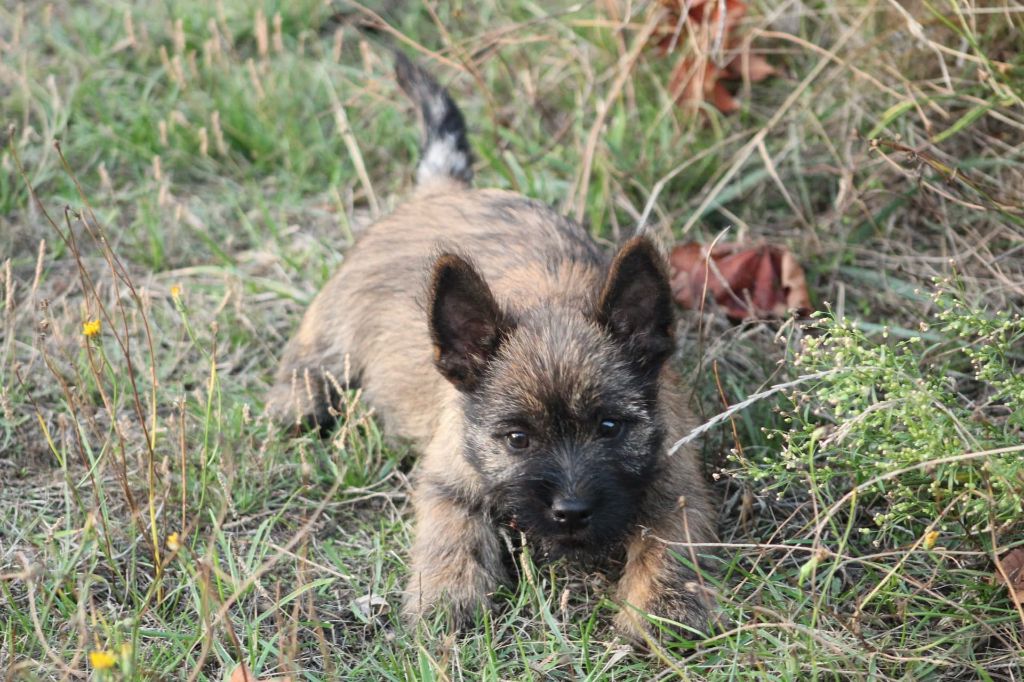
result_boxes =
[428,254,508,391]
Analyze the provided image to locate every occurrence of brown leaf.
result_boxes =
[668,57,709,112]
[752,249,778,313]
[709,82,741,114]
[652,0,774,114]
[712,248,761,295]
[996,548,1024,607]
[680,0,748,32]
[725,53,776,83]
[668,242,813,320]
[778,248,812,315]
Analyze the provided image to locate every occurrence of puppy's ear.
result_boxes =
[598,237,675,377]
[428,254,508,391]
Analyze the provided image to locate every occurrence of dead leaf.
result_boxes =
[227,664,291,682]
[996,547,1024,607]
[653,0,776,114]
[725,52,776,83]
[778,248,812,313]
[669,242,812,320]
[708,75,741,114]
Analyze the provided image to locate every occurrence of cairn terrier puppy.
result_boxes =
[267,53,716,638]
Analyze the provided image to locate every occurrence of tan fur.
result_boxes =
[269,160,716,640]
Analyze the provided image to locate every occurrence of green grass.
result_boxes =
[2,0,1023,679]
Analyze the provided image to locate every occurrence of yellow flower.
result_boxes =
[166,532,181,551]
[89,650,117,670]
[923,530,940,550]
[82,319,101,338]
[170,284,182,299]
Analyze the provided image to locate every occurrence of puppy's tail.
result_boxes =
[394,52,474,188]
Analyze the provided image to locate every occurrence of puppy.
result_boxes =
[267,53,716,639]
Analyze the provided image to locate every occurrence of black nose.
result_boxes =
[551,496,592,530]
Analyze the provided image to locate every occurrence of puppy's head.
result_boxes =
[427,237,675,558]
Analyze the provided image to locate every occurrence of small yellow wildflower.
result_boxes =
[82,319,101,338]
[166,532,181,551]
[89,650,117,670]
[170,284,182,299]
[923,530,940,550]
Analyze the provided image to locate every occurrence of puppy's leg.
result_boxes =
[614,491,715,640]
[403,484,507,629]
[266,292,353,430]
[266,362,341,432]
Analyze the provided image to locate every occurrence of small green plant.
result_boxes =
[724,284,1024,675]
[754,287,1023,548]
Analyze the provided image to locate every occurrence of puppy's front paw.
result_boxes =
[402,576,493,631]
[614,587,712,643]
[265,369,339,432]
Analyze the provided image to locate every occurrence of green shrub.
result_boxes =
[745,286,1023,549]
[729,284,1022,618]
[711,285,1023,676]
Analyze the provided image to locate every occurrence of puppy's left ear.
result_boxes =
[598,236,675,377]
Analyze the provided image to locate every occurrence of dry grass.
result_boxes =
[1,0,1023,679]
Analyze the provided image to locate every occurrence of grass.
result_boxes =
[2,0,1023,679]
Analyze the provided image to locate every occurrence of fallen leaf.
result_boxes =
[778,248,812,313]
[669,242,812,320]
[725,52,776,83]
[653,0,776,114]
[709,78,741,114]
[995,547,1024,607]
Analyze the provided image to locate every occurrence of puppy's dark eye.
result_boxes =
[598,419,624,439]
[506,432,531,450]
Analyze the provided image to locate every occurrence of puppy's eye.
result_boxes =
[505,432,531,450]
[597,419,624,439]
